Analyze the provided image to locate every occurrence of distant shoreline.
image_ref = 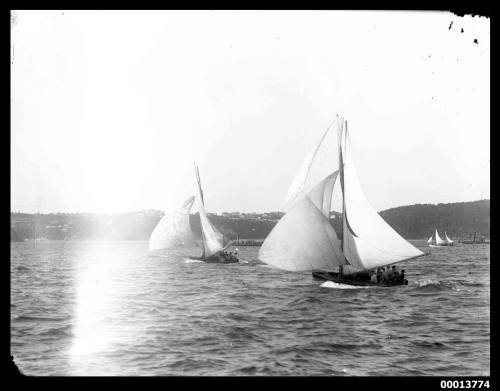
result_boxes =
[11,199,490,243]
[12,238,491,245]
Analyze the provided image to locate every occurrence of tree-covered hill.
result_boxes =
[379,199,489,240]
[11,199,489,242]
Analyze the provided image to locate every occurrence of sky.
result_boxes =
[11,10,490,214]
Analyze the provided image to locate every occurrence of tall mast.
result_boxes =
[194,164,206,258]
[338,117,345,252]
[194,164,205,205]
[337,117,347,276]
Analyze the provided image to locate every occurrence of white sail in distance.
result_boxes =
[194,165,227,258]
[338,119,425,272]
[148,196,196,252]
[444,232,453,244]
[259,172,346,271]
[427,235,433,244]
[435,229,446,245]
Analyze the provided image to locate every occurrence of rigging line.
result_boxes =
[302,115,338,190]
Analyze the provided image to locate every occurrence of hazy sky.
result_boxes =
[11,10,489,214]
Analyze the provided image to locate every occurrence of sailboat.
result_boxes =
[192,164,238,263]
[427,229,452,247]
[258,115,428,287]
[148,196,198,252]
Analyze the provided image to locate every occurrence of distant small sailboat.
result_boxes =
[444,232,454,246]
[148,196,198,252]
[428,229,452,247]
[192,164,238,263]
[258,115,428,287]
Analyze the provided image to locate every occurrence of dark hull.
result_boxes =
[312,271,408,287]
[190,254,239,264]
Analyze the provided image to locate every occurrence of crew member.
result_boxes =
[389,266,400,282]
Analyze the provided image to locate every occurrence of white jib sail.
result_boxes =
[194,166,225,258]
[148,196,196,251]
[444,232,453,244]
[307,171,338,217]
[340,122,424,272]
[259,172,346,271]
[427,234,433,244]
[282,125,332,212]
[435,230,446,245]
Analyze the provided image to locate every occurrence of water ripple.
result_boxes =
[10,240,490,376]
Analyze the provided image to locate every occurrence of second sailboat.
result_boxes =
[192,164,238,263]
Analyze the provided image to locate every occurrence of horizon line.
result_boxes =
[10,198,490,216]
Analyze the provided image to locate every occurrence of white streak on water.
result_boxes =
[413,278,440,287]
[184,259,203,263]
[320,281,368,289]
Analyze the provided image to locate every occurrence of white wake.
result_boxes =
[320,281,368,289]
[184,258,204,263]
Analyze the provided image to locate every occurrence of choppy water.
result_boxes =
[11,240,489,376]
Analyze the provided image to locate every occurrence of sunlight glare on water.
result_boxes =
[68,243,134,374]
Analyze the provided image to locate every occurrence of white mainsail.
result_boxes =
[148,196,196,251]
[435,229,446,246]
[259,172,345,271]
[340,121,424,271]
[444,232,453,245]
[194,165,228,258]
